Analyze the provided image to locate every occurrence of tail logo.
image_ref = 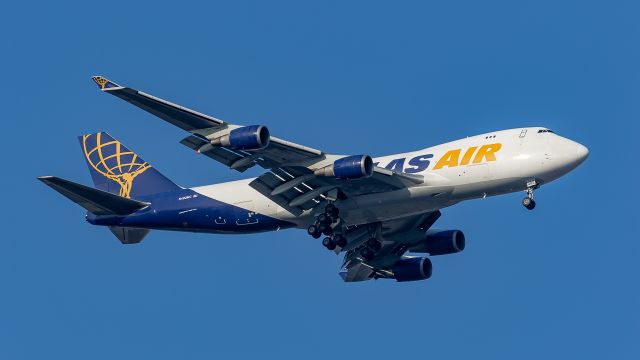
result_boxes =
[82,133,151,198]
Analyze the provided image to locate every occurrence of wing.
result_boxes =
[91,76,322,172]
[248,165,434,215]
[92,76,430,214]
[338,211,442,282]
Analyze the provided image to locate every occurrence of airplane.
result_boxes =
[38,76,589,282]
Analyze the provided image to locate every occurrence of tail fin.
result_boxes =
[79,132,181,199]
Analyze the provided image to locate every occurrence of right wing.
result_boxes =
[337,211,442,282]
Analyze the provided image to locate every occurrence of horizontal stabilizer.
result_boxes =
[38,176,149,216]
[109,226,150,244]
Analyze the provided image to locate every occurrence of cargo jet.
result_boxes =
[39,76,589,282]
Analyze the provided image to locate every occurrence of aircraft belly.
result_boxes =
[104,188,296,234]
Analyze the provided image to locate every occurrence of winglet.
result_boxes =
[91,75,122,90]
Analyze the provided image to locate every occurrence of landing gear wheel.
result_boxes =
[522,198,536,210]
[325,203,339,217]
[523,181,537,211]
[333,234,347,248]
[317,213,331,225]
[307,225,321,239]
[322,226,334,236]
[322,237,336,250]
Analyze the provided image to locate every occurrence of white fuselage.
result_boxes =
[192,127,589,229]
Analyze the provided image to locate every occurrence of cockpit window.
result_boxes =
[537,129,554,133]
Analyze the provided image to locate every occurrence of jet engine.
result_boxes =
[314,155,374,179]
[210,125,270,150]
[392,257,433,282]
[410,229,466,256]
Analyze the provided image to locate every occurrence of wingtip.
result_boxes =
[37,176,56,185]
[91,75,121,90]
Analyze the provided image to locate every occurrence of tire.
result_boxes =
[307,225,318,236]
[325,203,339,217]
[323,237,336,250]
[334,234,347,247]
[527,199,536,210]
[322,237,332,247]
[317,213,331,225]
[522,197,532,207]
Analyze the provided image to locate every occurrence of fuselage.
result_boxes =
[88,127,588,233]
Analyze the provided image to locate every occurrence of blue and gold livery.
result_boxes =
[40,75,590,282]
[80,132,180,199]
[40,132,293,243]
[91,76,120,90]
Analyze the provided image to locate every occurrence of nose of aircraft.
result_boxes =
[547,135,589,176]
[575,142,589,165]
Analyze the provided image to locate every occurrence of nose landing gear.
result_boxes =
[522,181,537,210]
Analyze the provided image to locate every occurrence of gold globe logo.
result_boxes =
[82,133,151,198]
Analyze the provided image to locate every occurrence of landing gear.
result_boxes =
[322,237,336,250]
[333,234,347,248]
[522,197,536,210]
[522,181,537,210]
[307,224,321,239]
[325,203,339,217]
[317,213,331,225]
[321,234,346,250]
[318,223,333,236]
[310,202,347,251]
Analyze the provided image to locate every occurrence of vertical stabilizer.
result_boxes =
[79,132,181,199]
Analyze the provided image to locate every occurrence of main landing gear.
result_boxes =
[359,238,381,261]
[307,203,346,250]
[522,181,537,210]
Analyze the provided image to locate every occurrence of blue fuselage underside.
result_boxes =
[86,189,295,234]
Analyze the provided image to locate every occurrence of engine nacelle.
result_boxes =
[211,125,270,150]
[410,229,466,256]
[392,257,433,282]
[314,155,374,179]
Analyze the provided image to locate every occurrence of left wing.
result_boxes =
[91,76,322,172]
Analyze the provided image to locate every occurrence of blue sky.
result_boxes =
[1,1,638,358]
